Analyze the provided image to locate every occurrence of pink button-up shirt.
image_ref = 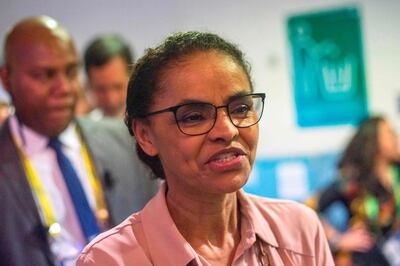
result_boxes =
[77,183,334,265]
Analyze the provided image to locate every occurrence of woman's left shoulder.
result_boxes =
[245,193,320,226]
[242,192,333,264]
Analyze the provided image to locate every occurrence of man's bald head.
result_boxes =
[4,16,76,69]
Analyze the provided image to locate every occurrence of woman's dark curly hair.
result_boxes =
[124,31,253,179]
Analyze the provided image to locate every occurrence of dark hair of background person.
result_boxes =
[83,34,134,74]
[125,31,253,179]
[337,115,386,195]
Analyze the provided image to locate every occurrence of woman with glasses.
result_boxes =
[77,31,333,266]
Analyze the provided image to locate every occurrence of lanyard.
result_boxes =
[77,130,108,224]
[12,128,108,236]
[17,147,57,227]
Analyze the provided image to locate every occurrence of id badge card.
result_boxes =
[49,225,84,266]
[382,232,400,266]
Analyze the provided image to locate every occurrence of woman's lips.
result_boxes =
[212,152,239,163]
[206,148,246,171]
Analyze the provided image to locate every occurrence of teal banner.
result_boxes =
[244,153,338,201]
[288,7,368,127]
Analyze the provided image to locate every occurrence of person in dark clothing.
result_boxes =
[316,115,400,266]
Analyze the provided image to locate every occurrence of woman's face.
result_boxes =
[136,51,259,196]
[377,120,399,163]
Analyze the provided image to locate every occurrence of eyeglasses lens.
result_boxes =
[175,94,264,136]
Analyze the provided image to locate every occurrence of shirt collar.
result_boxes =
[140,182,199,266]
[9,115,79,155]
[58,121,80,150]
[140,183,282,265]
[237,190,279,248]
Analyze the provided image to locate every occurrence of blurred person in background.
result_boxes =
[83,34,133,120]
[0,16,157,266]
[0,87,12,128]
[0,100,11,128]
[75,85,93,116]
[313,115,400,266]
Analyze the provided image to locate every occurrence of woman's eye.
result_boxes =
[180,113,205,124]
[231,104,250,114]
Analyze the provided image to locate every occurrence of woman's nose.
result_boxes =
[207,108,239,142]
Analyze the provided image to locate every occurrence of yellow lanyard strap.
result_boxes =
[18,148,57,226]
[13,131,109,232]
[79,135,108,223]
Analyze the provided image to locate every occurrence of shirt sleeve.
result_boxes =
[76,249,115,266]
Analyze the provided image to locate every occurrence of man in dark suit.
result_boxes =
[0,16,157,266]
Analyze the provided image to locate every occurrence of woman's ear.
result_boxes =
[132,118,158,157]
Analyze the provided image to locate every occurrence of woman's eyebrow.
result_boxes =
[226,91,251,102]
[174,90,251,106]
[175,99,208,105]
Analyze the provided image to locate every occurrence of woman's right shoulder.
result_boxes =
[76,213,152,266]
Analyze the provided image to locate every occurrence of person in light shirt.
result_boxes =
[0,16,157,266]
[77,31,334,266]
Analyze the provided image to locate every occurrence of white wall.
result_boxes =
[1,0,399,158]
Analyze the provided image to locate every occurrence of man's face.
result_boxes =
[2,35,80,137]
[88,56,129,117]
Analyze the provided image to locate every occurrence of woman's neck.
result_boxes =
[166,187,241,265]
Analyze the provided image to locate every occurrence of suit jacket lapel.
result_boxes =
[0,120,42,223]
[75,118,106,179]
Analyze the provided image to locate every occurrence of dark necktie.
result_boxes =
[48,138,100,242]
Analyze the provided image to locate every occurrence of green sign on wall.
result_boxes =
[288,7,368,127]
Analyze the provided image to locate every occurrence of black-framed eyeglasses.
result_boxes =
[139,93,266,136]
